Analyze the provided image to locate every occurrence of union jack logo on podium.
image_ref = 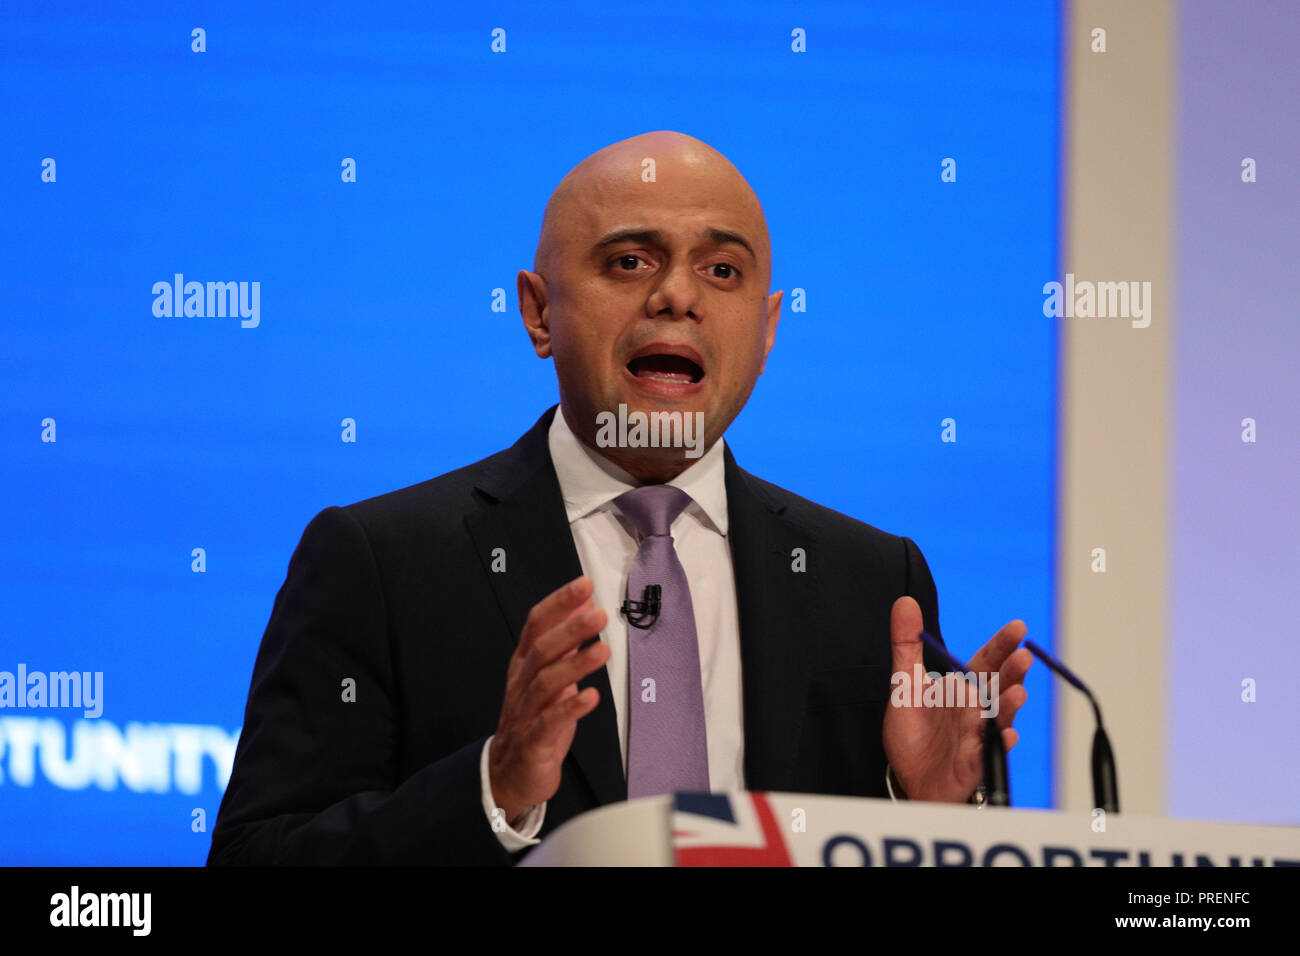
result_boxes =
[671,792,794,866]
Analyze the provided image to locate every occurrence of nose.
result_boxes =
[644,260,700,322]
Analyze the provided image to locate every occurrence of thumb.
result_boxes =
[890,595,926,678]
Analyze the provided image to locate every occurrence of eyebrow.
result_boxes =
[592,227,757,261]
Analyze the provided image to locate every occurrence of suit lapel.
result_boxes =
[725,448,822,793]
[464,407,627,808]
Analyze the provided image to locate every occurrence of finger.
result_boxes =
[889,596,927,677]
[530,604,608,671]
[532,685,601,747]
[997,647,1033,690]
[1002,727,1019,752]
[525,638,610,715]
[511,599,600,690]
[994,683,1028,730]
[518,576,595,651]
[966,619,1027,674]
[510,598,592,687]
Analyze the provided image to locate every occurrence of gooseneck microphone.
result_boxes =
[1024,640,1119,814]
[980,711,1011,808]
[918,631,1010,807]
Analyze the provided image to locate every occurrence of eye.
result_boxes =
[707,262,740,279]
[613,254,647,271]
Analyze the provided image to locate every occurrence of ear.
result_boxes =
[517,269,551,358]
[759,288,783,374]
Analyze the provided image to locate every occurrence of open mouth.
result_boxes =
[625,353,705,385]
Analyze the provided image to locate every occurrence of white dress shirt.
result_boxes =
[480,407,744,849]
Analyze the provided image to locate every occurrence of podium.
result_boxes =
[519,791,1300,866]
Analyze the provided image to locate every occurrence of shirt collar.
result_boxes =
[547,405,729,536]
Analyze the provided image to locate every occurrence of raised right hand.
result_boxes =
[488,575,610,825]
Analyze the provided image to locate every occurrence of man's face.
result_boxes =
[519,136,782,480]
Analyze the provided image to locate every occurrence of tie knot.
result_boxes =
[614,484,692,538]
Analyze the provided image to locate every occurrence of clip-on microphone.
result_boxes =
[620,584,662,629]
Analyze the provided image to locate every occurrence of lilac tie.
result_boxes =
[614,485,710,799]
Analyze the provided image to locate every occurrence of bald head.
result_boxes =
[517,130,783,483]
[534,131,772,286]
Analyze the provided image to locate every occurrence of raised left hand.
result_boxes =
[882,596,1032,803]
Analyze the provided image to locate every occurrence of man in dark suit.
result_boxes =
[208,131,1031,866]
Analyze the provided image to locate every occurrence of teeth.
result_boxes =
[643,373,692,383]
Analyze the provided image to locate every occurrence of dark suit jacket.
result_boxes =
[207,405,945,865]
